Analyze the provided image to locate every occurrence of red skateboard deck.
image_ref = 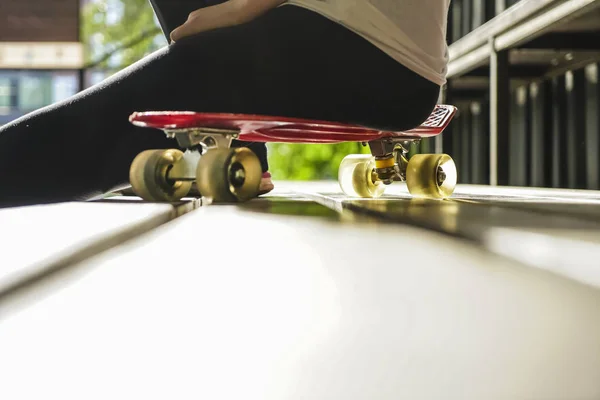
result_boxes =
[129,104,457,144]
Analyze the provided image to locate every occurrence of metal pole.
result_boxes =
[495,0,507,16]
[436,85,446,154]
[489,37,510,186]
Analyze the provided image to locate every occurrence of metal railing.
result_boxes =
[442,0,600,189]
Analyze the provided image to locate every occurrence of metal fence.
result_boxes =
[438,0,600,189]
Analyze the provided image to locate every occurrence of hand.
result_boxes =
[170,0,241,42]
[170,0,285,42]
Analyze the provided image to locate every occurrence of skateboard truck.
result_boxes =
[164,127,240,149]
[365,137,455,196]
[159,127,242,182]
[368,139,413,185]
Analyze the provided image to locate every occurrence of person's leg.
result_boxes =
[0,5,439,207]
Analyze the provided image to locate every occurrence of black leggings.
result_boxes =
[0,5,440,207]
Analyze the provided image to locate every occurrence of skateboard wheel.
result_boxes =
[129,149,192,202]
[338,154,386,198]
[406,154,457,199]
[196,147,261,202]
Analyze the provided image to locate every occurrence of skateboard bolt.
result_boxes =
[229,162,246,187]
[437,169,447,185]
[204,137,216,147]
[375,166,395,185]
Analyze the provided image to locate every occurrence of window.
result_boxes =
[52,73,78,103]
[0,77,11,115]
[18,74,52,111]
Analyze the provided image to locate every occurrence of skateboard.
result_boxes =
[128,105,458,202]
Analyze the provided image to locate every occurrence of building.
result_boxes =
[0,0,83,125]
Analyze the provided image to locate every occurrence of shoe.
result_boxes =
[258,172,274,196]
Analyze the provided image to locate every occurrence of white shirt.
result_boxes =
[283,0,450,86]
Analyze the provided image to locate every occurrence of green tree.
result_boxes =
[80,0,375,180]
[81,0,164,72]
[267,142,369,180]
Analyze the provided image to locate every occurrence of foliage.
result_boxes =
[80,0,374,180]
[267,142,370,180]
[81,0,165,72]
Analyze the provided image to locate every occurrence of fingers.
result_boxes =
[170,26,182,42]
[169,1,244,42]
[170,21,194,42]
[170,9,204,42]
